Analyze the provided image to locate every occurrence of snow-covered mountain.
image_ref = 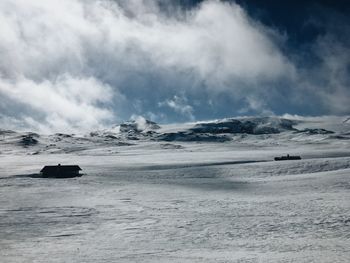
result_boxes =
[1,116,349,156]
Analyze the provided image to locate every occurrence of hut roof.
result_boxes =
[40,165,82,173]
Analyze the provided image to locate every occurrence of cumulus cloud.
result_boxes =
[0,75,115,132]
[0,0,348,132]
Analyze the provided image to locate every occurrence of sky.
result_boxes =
[0,0,349,132]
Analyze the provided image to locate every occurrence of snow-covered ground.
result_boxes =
[0,116,350,262]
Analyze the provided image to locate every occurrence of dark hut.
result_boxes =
[40,164,82,178]
[274,154,301,161]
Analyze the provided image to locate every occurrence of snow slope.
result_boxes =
[0,116,349,262]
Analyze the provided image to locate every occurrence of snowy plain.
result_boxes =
[0,116,350,262]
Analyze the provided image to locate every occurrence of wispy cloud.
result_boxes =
[159,95,195,120]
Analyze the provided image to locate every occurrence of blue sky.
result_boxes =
[0,0,349,132]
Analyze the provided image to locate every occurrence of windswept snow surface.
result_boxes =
[1,117,350,262]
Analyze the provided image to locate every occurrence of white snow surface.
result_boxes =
[0,116,350,262]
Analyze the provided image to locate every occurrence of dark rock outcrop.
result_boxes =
[295,128,334,135]
[119,119,160,133]
[190,117,296,135]
[157,131,231,142]
[18,133,39,147]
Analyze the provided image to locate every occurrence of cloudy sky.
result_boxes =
[0,0,349,132]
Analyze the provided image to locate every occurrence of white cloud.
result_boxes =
[1,0,346,132]
[0,75,115,132]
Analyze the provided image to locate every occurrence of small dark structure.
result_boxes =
[40,164,82,178]
[274,154,301,161]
